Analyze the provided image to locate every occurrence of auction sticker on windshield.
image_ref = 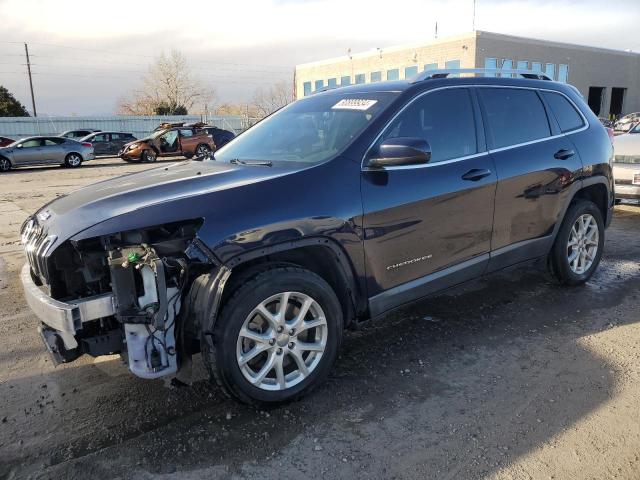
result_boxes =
[332,99,378,110]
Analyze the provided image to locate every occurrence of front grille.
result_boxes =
[20,217,57,284]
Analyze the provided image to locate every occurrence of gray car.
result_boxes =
[0,136,95,172]
[81,131,137,156]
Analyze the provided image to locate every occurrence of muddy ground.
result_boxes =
[1,158,639,480]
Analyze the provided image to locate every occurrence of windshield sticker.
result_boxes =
[332,99,378,111]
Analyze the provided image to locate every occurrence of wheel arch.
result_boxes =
[191,237,364,341]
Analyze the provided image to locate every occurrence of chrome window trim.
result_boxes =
[360,84,590,171]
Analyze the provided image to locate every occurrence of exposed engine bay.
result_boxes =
[27,219,213,379]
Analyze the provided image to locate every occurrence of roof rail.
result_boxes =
[410,68,553,83]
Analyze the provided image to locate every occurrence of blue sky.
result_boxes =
[0,0,638,115]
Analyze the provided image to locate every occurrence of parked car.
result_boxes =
[612,122,640,203]
[20,71,614,405]
[81,131,137,156]
[201,125,235,148]
[119,123,214,162]
[0,136,14,147]
[0,136,94,171]
[615,113,640,132]
[59,129,102,140]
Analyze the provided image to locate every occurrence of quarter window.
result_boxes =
[479,88,551,149]
[378,88,477,163]
[541,91,584,132]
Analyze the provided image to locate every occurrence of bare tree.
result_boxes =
[251,81,293,119]
[117,50,214,115]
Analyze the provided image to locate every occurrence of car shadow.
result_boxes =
[1,209,639,479]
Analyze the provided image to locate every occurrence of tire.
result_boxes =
[0,157,11,172]
[141,149,156,163]
[549,199,605,286]
[195,144,212,158]
[64,153,83,168]
[202,266,343,405]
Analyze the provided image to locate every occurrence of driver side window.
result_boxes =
[380,88,478,163]
[21,139,42,148]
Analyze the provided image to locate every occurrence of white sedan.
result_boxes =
[613,122,640,203]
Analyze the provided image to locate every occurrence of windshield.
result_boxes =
[214,91,399,164]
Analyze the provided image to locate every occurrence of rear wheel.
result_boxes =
[0,157,11,172]
[202,267,343,405]
[141,149,156,163]
[195,144,212,158]
[64,153,82,168]
[549,199,604,285]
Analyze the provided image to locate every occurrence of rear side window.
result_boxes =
[541,91,584,133]
[44,138,64,145]
[380,88,477,163]
[179,128,194,137]
[479,88,551,149]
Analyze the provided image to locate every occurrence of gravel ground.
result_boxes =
[1,158,639,480]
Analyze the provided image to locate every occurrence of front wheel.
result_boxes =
[141,149,156,163]
[202,267,343,405]
[0,157,11,172]
[549,199,604,285]
[64,153,82,168]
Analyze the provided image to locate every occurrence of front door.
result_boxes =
[91,133,110,155]
[361,88,497,315]
[12,138,44,166]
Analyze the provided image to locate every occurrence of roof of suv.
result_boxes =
[312,75,573,97]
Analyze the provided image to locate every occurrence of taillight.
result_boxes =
[81,142,92,147]
[606,128,615,144]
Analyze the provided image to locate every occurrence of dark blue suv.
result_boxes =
[21,70,614,404]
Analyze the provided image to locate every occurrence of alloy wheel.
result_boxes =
[67,154,81,167]
[0,158,10,172]
[236,291,328,391]
[567,213,599,275]
[196,145,210,157]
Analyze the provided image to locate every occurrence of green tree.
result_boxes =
[0,86,30,117]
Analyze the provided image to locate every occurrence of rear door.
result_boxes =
[178,128,196,154]
[41,137,67,163]
[477,87,584,271]
[361,87,497,314]
[91,133,110,155]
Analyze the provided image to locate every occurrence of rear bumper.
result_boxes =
[20,263,115,347]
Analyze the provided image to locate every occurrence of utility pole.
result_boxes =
[472,0,477,31]
[24,43,37,117]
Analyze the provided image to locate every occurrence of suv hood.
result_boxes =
[35,159,293,243]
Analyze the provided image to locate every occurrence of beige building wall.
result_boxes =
[295,31,640,117]
[295,32,477,97]
[474,31,640,117]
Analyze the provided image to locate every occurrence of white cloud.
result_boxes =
[0,0,637,114]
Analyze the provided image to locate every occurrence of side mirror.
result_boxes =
[365,137,431,169]
[15,144,23,149]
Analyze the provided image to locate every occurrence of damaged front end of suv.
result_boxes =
[21,215,221,379]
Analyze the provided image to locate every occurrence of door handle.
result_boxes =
[554,149,575,160]
[461,168,492,181]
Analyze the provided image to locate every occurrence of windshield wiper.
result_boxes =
[229,158,273,167]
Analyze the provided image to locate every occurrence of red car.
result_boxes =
[0,136,14,148]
